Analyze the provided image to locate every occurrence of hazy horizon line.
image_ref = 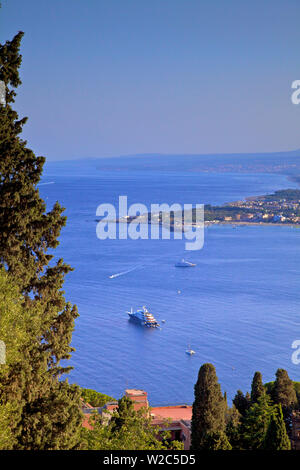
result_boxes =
[44,147,300,163]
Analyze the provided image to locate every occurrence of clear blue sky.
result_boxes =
[1,0,300,160]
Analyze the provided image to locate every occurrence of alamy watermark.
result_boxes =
[291,340,300,365]
[96,196,204,251]
[0,340,6,365]
[0,80,5,106]
[291,80,300,105]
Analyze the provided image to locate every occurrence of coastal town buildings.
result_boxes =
[208,190,300,225]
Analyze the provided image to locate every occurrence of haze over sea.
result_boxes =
[40,154,300,405]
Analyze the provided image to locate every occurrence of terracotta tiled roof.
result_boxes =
[125,389,147,396]
[80,398,94,409]
[151,405,192,421]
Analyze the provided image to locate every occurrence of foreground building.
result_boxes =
[82,389,192,449]
[291,411,300,450]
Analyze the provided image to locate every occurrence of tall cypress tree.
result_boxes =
[225,405,242,450]
[240,394,275,450]
[273,369,297,435]
[273,369,297,408]
[191,363,226,450]
[0,33,82,449]
[263,404,291,450]
[251,371,265,404]
[233,390,251,416]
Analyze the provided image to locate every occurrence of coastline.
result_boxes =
[204,220,300,228]
[104,218,300,229]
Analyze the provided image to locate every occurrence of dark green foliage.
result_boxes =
[265,380,300,409]
[273,369,297,434]
[0,32,23,90]
[80,388,115,408]
[273,369,297,408]
[191,363,226,450]
[0,33,81,449]
[263,404,291,450]
[15,380,83,450]
[264,381,275,396]
[201,431,232,450]
[251,371,265,404]
[293,382,300,397]
[240,394,275,450]
[263,189,300,201]
[81,396,183,450]
[293,382,300,409]
[0,268,31,449]
[225,405,242,449]
[203,204,253,221]
[233,390,251,416]
[110,396,136,433]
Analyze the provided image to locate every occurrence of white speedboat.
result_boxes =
[175,259,196,267]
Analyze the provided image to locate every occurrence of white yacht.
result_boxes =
[127,306,160,328]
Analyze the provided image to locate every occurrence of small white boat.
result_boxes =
[175,259,196,267]
[185,345,195,355]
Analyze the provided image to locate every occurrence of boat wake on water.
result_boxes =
[109,265,144,279]
[108,252,174,279]
[109,252,196,279]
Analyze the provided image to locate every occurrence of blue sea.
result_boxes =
[40,155,300,405]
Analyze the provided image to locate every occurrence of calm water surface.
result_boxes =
[40,158,300,404]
